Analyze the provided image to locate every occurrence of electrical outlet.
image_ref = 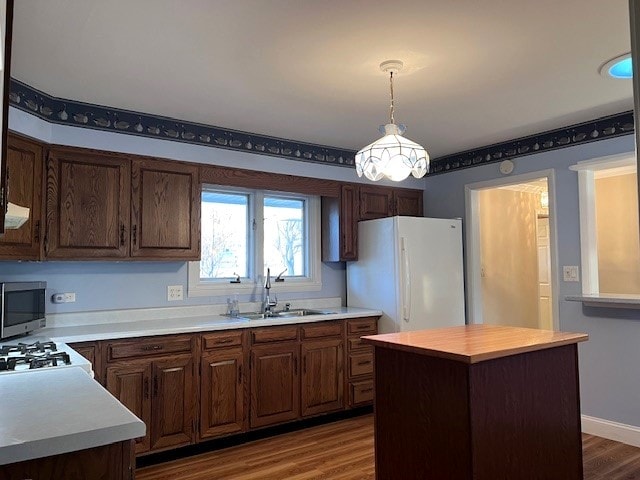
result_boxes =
[167,285,184,301]
[563,266,580,282]
[51,292,76,303]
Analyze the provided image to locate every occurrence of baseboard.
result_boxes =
[582,414,640,447]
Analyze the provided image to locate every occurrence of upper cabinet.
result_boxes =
[0,134,43,260]
[131,159,200,259]
[322,183,423,261]
[0,0,15,236]
[360,185,423,219]
[45,147,200,261]
[46,148,131,259]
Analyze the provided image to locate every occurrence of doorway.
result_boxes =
[465,170,558,328]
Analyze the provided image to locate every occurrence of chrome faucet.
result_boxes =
[263,268,278,315]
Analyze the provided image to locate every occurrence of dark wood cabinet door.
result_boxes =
[150,355,195,451]
[301,338,344,417]
[359,185,393,220]
[131,158,200,259]
[250,343,300,428]
[394,189,423,217]
[46,148,130,258]
[106,361,152,454]
[0,134,43,259]
[340,184,358,260]
[200,349,245,439]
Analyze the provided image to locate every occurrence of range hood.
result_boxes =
[4,202,30,230]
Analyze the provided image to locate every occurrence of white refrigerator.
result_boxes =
[347,216,466,334]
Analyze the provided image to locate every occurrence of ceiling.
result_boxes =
[10,0,634,158]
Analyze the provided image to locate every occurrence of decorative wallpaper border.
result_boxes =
[8,78,634,175]
[429,111,634,175]
[8,79,357,168]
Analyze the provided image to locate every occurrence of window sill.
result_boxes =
[188,280,322,298]
[565,294,640,309]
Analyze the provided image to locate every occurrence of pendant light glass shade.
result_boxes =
[355,123,429,181]
[355,60,429,182]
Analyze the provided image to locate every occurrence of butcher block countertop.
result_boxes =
[362,324,588,364]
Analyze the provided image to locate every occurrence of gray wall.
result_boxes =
[423,134,640,427]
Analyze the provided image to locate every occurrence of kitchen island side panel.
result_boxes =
[373,346,472,480]
[468,344,583,480]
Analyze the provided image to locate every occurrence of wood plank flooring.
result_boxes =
[137,414,640,480]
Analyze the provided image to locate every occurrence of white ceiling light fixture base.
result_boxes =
[355,60,429,182]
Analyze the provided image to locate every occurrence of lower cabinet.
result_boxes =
[105,355,195,454]
[92,317,377,457]
[200,347,246,439]
[250,342,300,428]
[0,439,135,480]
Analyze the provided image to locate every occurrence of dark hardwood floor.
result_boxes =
[136,414,640,480]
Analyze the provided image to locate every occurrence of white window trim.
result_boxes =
[188,191,322,297]
[571,153,636,295]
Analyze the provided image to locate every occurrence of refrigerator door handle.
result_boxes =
[401,237,411,322]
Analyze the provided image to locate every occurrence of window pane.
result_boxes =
[595,171,640,294]
[264,196,305,277]
[200,191,249,280]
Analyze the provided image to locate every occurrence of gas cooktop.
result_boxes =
[0,339,93,376]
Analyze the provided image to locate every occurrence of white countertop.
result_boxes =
[40,307,383,343]
[0,367,145,465]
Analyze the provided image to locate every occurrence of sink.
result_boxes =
[227,309,336,321]
[275,309,335,318]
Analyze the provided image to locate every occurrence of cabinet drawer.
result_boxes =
[350,380,374,406]
[300,321,343,340]
[347,318,377,335]
[348,337,373,353]
[349,352,374,377]
[251,325,298,344]
[107,336,192,361]
[202,330,243,350]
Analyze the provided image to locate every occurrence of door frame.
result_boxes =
[464,169,559,328]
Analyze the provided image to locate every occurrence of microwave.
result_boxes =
[1,282,47,339]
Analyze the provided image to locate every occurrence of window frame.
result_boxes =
[573,152,637,295]
[188,185,322,297]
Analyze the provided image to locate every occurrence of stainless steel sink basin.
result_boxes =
[227,309,336,321]
[275,309,334,318]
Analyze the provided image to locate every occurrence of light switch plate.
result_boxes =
[563,266,580,282]
[167,285,184,301]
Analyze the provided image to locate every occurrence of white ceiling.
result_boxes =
[10,0,634,158]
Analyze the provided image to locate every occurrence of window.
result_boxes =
[574,153,640,295]
[188,185,321,296]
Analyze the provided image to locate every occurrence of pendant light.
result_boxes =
[355,60,429,182]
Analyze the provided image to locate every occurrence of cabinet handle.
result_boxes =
[360,388,373,393]
[303,356,307,374]
[143,378,149,399]
[34,220,40,243]
[354,325,370,330]
[153,375,158,397]
[357,360,372,366]
[132,225,137,245]
[141,345,163,351]
[238,364,242,384]
[120,224,125,246]
[294,357,298,375]
[216,338,233,344]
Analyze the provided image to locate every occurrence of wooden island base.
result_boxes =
[364,324,588,480]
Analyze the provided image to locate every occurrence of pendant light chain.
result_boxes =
[389,71,395,125]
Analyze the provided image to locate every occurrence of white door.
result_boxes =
[536,215,553,330]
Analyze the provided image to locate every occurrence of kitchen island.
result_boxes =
[363,324,588,480]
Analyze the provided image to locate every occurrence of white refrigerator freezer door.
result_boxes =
[396,217,466,331]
